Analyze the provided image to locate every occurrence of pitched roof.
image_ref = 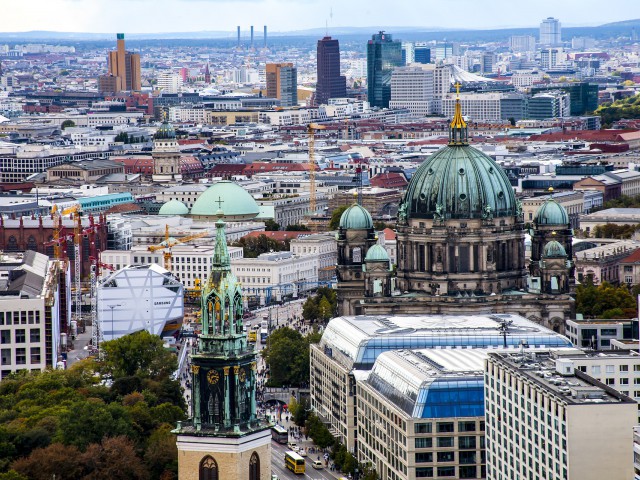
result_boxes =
[619,248,640,264]
[243,231,310,241]
[370,172,408,189]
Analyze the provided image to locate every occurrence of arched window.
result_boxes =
[27,235,38,251]
[199,456,218,480]
[6,236,19,252]
[249,452,260,480]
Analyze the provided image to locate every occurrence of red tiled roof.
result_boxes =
[243,231,310,241]
[105,202,143,214]
[382,228,396,241]
[370,172,408,189]
[619,248,640,264]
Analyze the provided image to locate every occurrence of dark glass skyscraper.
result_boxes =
[316,36,346,105]
[367,31,403,108]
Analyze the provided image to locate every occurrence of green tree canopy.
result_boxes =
[576,281,637,318]
[100,331,177,380]
[61,120,75,130]
[232,235,290,259]
[285,224,310,231]
[329,205,349,230]
[302,286,337,322]
[264,219,280,231]
[261,328,320,387]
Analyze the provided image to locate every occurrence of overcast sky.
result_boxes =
[0,0,637,33]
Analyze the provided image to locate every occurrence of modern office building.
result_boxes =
[401,42,415,65]
[310,313,573,451]
[540,17,562,46]
[485,351,636,480]
[500,93,529,122]
[531,82,599,115]
[100,33,141,93]
[528,91,570,119]
[414,43,431,64]
[157,71,183,94]
[441,92,502,121]
[389,65,435,116]
[481,52,496,74]
[357,349,488,480]
[434,42,454,61]
[316,36,347,105]
[0,251,65,379]
[266,63,298,107]
[540,48,565,70]
[509,35,536,52]
[367,31,403,108]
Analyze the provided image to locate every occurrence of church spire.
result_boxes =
[449,82,468,146]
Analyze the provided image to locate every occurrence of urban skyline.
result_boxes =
[1,0,639,35]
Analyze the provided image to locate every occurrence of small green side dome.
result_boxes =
[339,204,374,230]
[543,240,567,258]
[191,180,259,221]
[155,121,176,140]
[158,199,189,216]
[365,244,390,262]
[401,145,517,220]
[534,198,569,226]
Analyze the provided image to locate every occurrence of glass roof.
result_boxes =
[319,314,572,370]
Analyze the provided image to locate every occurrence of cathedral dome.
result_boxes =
[365,244,390,262]
[339,204,374,230]
[542,240,567,258]
[401,145,517,220]
[158,199,189,216]
[154,121,176,140]
[190,181,259,221]
[534,198,569,226]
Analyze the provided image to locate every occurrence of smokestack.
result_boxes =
[250,26,254,49]
[264,25,267,48]
[237,26,241,48]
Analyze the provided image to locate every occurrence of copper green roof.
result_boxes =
[339,204,374,230]
[190,181,259,220]
[401,145,517,220]
[154,121,176,140]
[543,240,567,258]
[158,199,189,216]
[365,244,390,262]
[534,198,569,226]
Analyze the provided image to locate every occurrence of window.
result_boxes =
[30,329,40,343]
[606,365,615,374]
[436,422,454,433]
[621,378,629,385]
[458,421,476,432]
[415,437,432,448]
[416,467,434,478]
[415,452,433,463]
[620,365,629,372]
[30,348,41,364]
[1,349,10,365]
[459,451,476,464]
[16,348,26,365]
[591,365,601,375]
[459,466,477,479]
[459,436,477,449]
[437,466,456,477]
[199,456,218,480]
[0,330,9,344]
[249,452,259,480]
[437,437,454,448]
[15,329,25,343]
[437,452,455,462]
[415,423,432,434]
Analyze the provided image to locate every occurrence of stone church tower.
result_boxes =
[152,119,183,183]
[173,211,271,480]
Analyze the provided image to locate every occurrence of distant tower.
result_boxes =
[204,63,211,84]
[367,31,403,108]
[152,119,183,183]
[540,17,562,46]
[263,25,267,49]
[100,33,140,93]
[173,213,271,480]
[316,36,347,105]
[250,26,254,50]
[237,26,241,49]
[265,63,298,107]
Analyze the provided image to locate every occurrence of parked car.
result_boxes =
[312,460,324,470]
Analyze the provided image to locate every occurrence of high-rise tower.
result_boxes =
[540,17,562,46]
[366,31,403,108]
[101,33,141,93]
[173,212,271,480]
[266,63,298,107]
[316,36,347,105]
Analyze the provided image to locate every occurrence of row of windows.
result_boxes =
[1,328,42,344]
[1,347,41,365]
[0,311,41,325]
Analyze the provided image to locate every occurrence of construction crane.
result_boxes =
[88,253,115,358]
[308,123,326,216]
[147,230,209,271]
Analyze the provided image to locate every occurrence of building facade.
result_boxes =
[316,36,347,106]
[101,33,141,92]
[539,17,562,46]
[367,31,403,108]
[266,63,297,107]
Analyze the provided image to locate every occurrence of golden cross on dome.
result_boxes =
[216,196,224,209]
[454,82,462,95]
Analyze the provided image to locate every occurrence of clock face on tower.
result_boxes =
[238,368,247,383]
[207,369,220,385]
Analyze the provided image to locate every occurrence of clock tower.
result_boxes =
[174,209,271,480]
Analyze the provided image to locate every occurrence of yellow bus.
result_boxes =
[248,329,257,342]
[284,451,305,474]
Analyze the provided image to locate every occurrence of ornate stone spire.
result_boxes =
[449,81,468,146]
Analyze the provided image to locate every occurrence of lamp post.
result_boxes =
[108,304,121,340]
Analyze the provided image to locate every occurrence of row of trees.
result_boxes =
[264,219,311,232]
[576,281,639,319]
[231,234,290,258]
[302,286,338,322]
[260,327,321,387]
[0,331,185,480]
[591,223,640,239]
[594,93,640,127]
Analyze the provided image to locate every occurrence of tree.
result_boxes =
[144,425,178,480]
[285,224,310,231]
[61,120,75,130]
[115,132,130,143]
[329,205,349,230]
[264,219,280,231]
[100,331,177,380]
[81,436,150,480]
[305,413,334,448]
[232,235,290,259]
[11,443,85,480]
[302,287,337,322]
[0,472,27,480]
[318,297,333,321]
[261,328,309,387]
[576,281,637,319]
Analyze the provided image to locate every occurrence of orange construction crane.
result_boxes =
[308,123,326,216]
[147,229,209,271]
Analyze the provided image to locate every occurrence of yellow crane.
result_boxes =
[147,228,209,271]
[308,123,326,216]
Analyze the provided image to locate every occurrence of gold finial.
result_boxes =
[449,81,467,141]
[454,82,462,96]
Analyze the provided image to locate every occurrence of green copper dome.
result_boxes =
[534,198,569,226]
[154,121,176,140]
[191,181,259,221]
[158,199,189,216]
[401,145,517,220]
[542,240,567,258]
[339,204,374,230]
[365,244,390,262]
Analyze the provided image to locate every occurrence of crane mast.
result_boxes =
[307,123,326,216]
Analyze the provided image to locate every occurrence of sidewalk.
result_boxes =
[65,325,93,366]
